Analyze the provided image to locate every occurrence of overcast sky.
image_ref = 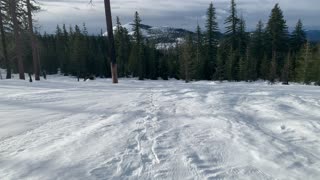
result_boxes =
[35,0,320,34]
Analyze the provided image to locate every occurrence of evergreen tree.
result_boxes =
[70,25,86,78]
[250,20,265,79]
[296,42,313,84]
[132,11,145,80]
[224,0,239,50]
[40,33,59,74]
[265,3,289,79]
[237,16,248,58]
[195,24,203,80]
[291,20,306,54]
[224,0,240,80]
[236,16,248,80]
[166,45,179,79]
[180,35,195,82]
[290,19,307,80]
[204,2,219,80]
[115,17,130,77]
[56,25,68,74]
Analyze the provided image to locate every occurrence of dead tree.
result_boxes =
[104,0,118,83]
[89,0,118,83]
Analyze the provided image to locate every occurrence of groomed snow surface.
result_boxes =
[0,77,320,180]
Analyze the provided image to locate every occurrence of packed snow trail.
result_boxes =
[0,77,320,180]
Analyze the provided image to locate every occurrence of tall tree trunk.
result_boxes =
[104,0,118,83]
[0,5,11,79]
[10,0,25,80]
[26,0,40,80]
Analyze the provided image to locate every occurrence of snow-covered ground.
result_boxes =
[0,77,320,180]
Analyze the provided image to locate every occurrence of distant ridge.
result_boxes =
[306,30,320,42]
[107,23,320,43]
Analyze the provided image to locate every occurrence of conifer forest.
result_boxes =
[0,0,319,85]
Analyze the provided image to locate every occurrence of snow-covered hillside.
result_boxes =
[0,77,320,180]
[105,23,193,45]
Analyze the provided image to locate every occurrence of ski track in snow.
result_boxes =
[0,77,320,180]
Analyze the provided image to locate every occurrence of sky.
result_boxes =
[35,0,320,34]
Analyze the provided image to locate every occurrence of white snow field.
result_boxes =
[0,77,320,180]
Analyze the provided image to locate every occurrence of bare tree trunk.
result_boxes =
[269,50,277,84]
[0,4,11,79]
[104,0,118,83]
[10,0,25,80]
[26,0,40,80]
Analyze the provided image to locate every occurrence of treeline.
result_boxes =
[1,0,319,85]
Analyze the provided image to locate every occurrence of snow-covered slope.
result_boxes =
[0,77,320,180]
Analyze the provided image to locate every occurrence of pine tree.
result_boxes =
[167,45,179,79]
[237,16,248,58]
[296,42,313,84]
[224,0,240,81]
[236,16,248,80]
[290,19,306,80]
[180,34,195,82]
[204,2,219,80]
[70,25,86,78]
[250,20,265,79]
[265,4,289,78]
[115,17,130,77]
[291,20,306,54]
[132,11,145,80]
[195,24,203,80]
[146,41,158,80]
[56,25,67,74]
[224,0,239,50]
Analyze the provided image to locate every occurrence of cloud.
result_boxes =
[35,0,320,34]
